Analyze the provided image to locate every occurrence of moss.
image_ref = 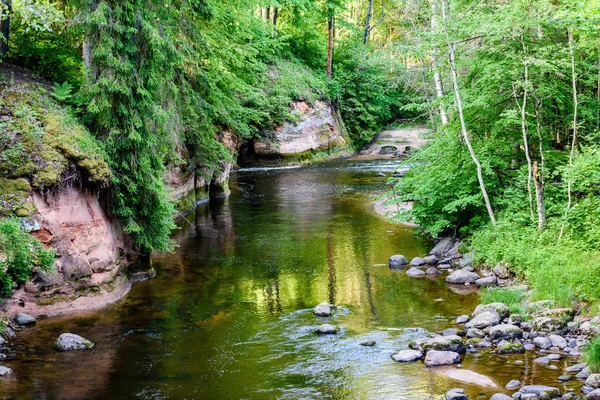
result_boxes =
[0,177,34,217]
[497,341,525,354]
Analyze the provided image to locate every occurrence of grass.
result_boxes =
[481,287,527,316]
[584,336,600,372]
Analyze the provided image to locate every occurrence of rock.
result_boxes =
[0,337,5,346]
[506,380,522,390]
[509,314,523,325]
[14,313,36,325]
[462,266,475,272]
[360,340,376,347]
[585,374,600,389]
[447,369,499,389]
[446,388,468,400]
[422,335,466,353]
[565,363,587,373]
[446,270,480,284]
[524,343,535,351]
[581,317,600,337]
[547,353,562,361]
[534,356,550,366]
[54,333,95,351]
[391,349,423,362]
[476,275,498,287]
[473,303,510,320]
[467,328,485,338]
[538,308,575,321]
[406,267,426,278]
[410,257,425,266]
[389,255,408,267]
[438,257,453,265]
[586,389,600,400]
[456,315,470,324]
[578,367,592,379]
[568,339,578,348]
[465,312,500,329]
[584,386,595,395]
[430,237,459,258]
[313,302,333,316]
[466,338,492,349]
[315,324,339,335]
[519,385,561,398]
[0,366,12,376]
[533,336,552,349]
[490,395,513,400]
[377,172,386,177]
[443,328,461,336]
[558,375,573,382]
[497,341,525,354]
[493,263,510,279]
[423,255,439,264]
[426,267,442,275]
[424,350,461,367]
[531,316,568,337]
[489,324,523,340]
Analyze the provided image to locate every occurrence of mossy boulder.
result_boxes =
[421,335,466,353]
[473,303,510,320]
[531,316,568,337]
[497,340,525,355]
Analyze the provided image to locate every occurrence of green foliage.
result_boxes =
[0,218,55,296]
[51,82,74,102]
[584,337,600,373]
[481,287,527,315]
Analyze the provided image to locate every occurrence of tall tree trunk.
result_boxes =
[559,29,578,242]
[271,7,278,38]
[440,0,496,226]
[534,97,546,230]
[0,0,11,59]
[363,0,374,45]
[326,15,334,79]
[430,5,448,125]
[266,6,270,21]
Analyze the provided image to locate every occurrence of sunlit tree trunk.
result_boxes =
[327,15,334,79]
[440,0,496,226]
[363,0,373,45]
[430,4,448,125]
[559,29,578,241]
[534,97,546,230]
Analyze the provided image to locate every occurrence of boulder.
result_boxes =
[489,324,523,340]
[475,275,498,287]
[456,315,470,324]
[445,388,468,400]
[531,316,568,337]
[446,270,480,284]
[519,385,561,398]
[389,255,408,267]
[0,337,5,346]
[54,333,94,351]
[578,367,593,379]
[430,237,459,258]
[534,356,550,366]
[313,302,333,317]
[533,336,553,349]
[465,312,500,330]
[549,335,568,349]
[406,267,426,278]
[506,380,522,390]
[423,255,439,264]
[581,317,600,337]
[422,335,466,353]
[410,257,425,267]
[391,349,423,362]
[586,374,600,389]
[466,338,492,349]
[14,313,36,326]
[586,389,600,400]
[490,395,512,400]
[493,263,510,279]
[473,303,510,320]
[466,329,485,338]
[424,350,461,367]
[565,363,587,373]
[497,341,525,354]
[426,267,442,275]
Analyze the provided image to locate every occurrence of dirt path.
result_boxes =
[352,125,432,160]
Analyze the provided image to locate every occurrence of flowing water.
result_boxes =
[0,160,579,399]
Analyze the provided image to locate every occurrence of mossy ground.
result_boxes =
[0,65,109,217]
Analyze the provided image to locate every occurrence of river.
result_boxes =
[0,160,570,399]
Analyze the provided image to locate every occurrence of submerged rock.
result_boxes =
[360,340,376,347]
[389,255,408,267]
[406,267,426,278]
[465,312,500,330]
[315,324,339,335]
[446,270,480,284]
[391,349,423,362]
[54,333,94,351]
[446,369,497,388]
[424,350,461,367]
[313,302,334,317]
[14,313,36,326]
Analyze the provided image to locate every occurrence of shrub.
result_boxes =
[584,336,600,373]
[0,219,55,296]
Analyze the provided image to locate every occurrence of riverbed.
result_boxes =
[0,160,573,399]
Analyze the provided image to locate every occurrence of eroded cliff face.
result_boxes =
[239,100,349,165]
[3,185,141,317]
